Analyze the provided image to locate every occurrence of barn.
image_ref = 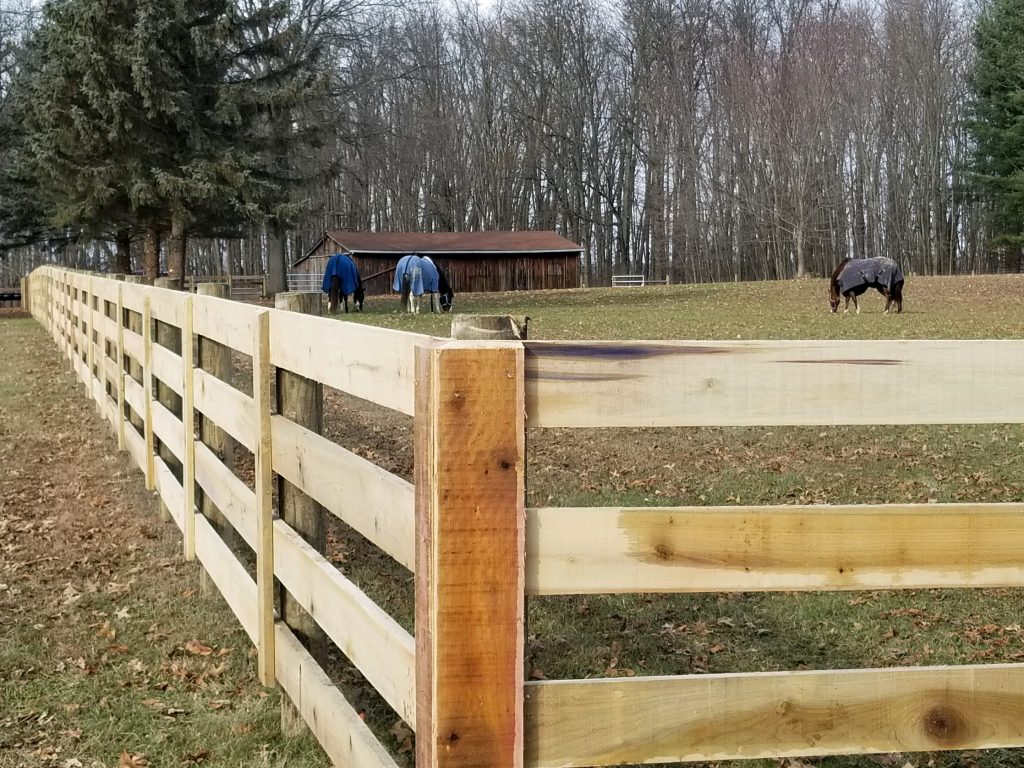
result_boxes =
[292,231,582,295]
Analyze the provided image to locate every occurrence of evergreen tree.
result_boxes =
[969,0,1024,244]
[19,0,326,279]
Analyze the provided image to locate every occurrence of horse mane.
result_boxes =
[829,257,852,283]
[828,257,852,300]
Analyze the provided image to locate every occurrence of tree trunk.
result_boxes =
[266,223,287,296]
[115,228,132,274]
[167,212,188,285]
[142,224,161,284]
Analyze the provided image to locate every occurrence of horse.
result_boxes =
[435,262,454,313]
[393,254,453,313]
[828,256,904,314]
[322,253,364,313]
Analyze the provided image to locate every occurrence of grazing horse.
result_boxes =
[322,253,364,313]
[435,262,454,313]
[394,254,452,313]
[829,256,904,314]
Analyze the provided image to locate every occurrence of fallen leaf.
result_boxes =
[184,640,213,657]
[181,748,210,765]
[118,752,148,767]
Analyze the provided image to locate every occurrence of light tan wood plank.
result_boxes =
[124,423,147,475]
[154,456,185,532]
[90,277,119,304]
[415,341,526,768]
[150,342,184,396]
[273,520,416,725]
[104,353,120,387]
[90,376,104,406]
[123,375,147,423]
[526,664,1024,766]
[103,394,118,429]
[192,367,257,452]
[99,314,117,346]
[146,285,184,326]
[192,292,259,356]
[529,503,1024,595]
[193,514,258,643]
[193,440,257,550]
[123,327,143,367]
[115,281,126,451]
[182,296,197,561]
[142,297,155,490]
[268,308,434,415]
[275,623,400,768]
[121,283,144,314]
[151,400,185,464]
[525,339,1024,427]
[252,310,275,686]
[271,415,415,570]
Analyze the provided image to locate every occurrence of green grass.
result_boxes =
[325,274,1024,768]
[345,273,1024,340]
[0,315,328,768]
[12,272,1024,768]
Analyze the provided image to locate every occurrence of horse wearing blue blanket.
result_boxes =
[322,253,364,313]
[393,254,454,313]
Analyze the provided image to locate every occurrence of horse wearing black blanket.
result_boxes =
[828,257,904,314]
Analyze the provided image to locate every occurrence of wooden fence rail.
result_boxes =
[25,265,1024,768]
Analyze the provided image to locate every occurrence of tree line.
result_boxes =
[1,0,1022,288]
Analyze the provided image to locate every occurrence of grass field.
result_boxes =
[7,273,1024,768]
[0,314,326,768]
[321,274,1024,768]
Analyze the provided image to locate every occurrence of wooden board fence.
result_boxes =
[25,267,434,765]
[26,264,1024,768]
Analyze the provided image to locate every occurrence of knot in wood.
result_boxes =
[922,704,965,746]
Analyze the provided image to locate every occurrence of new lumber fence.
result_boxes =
[25,264,1024,767]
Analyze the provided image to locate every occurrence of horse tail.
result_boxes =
[400,272,411,309]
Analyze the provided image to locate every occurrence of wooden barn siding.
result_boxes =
[295,244,581,296]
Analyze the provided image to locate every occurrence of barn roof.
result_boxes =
[296,230,582,266]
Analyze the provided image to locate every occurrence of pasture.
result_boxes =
[320,273,1024,768]
[8,271,1024,768]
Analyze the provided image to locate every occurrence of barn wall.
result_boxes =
[296,244,581,296]
[442,254,580,293]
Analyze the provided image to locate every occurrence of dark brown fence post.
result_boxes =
[274,291,327,733]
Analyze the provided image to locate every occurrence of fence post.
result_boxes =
[113,276,126,451]
[154,277,184,523]
[182,294,197,561]
[19,276,28,314]
[195,282,236,587]
[142,295,155,490]
[88,274,101,409]
[274,291,326,732]
[123,276,146,450]
[252,309,275,686]
[414,340,526,768]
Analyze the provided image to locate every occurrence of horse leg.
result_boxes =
[430,293,439,313]
[342,293,349,314]
[853,294,860,314]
